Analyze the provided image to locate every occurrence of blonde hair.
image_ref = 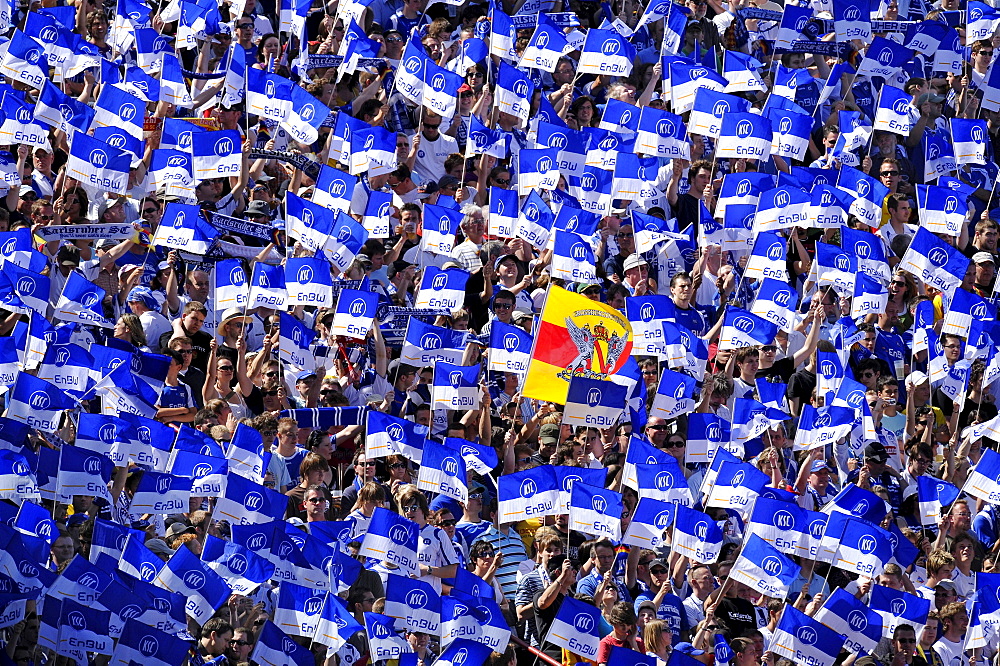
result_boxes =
[119,313,147,346]
[926,549,955,576]
[643,620,671,655]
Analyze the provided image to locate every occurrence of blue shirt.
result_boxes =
[576,570,632,603]
[634,586,688,645]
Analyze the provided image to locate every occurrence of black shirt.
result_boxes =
[715,597,758,638]
[534,589,566,660]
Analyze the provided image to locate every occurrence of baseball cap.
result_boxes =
[244,200,270,217]
[18,185,34,198]
[916,92,946,106]
[973,252,995,265]
[864,442,889,463]
[296,370,317,382]
[935,579,957,592]
[539,423,560,445]
[810,460,832,473]
[675,643,706,656]
[57,245,80,267]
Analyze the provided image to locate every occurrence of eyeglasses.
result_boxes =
[493,177,510,185]
[890,280,907,287]
[943,344,961,349]
[978,50,995,56]
[424,123,441,129]
[642,370,658,376]
[36,214,54,221]
[396,143,409,149]
[616,232,633,238]
[666,440,686,448]
[306,497,328,504]
[494,302,513,310]
[142,207,158,215]
[265,371,279,378]
[360,461,376,467]
[218,365,235,371]
[389,463,406,470]
[229,639,250,646]
[237,22,253,29]
[467,71,485,78]
[386,36,403,42]
[178,349,193,355]
[880,170,900,177]
[460,92,474,98]
[262,390,279,396]
[761,345,777,353]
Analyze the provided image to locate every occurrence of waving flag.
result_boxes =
[768,108,812,160]
[499,466,561,522]
[833,1,871,41]
[744,231,787,280]
[548,596,602,659]
[689,88,750,139]
[329,288,376,338]
[962,447,1000,503]
[769,606,846,666]
[870,585,930,639]
[669,60,726,114]
[519,147,560,193]
[313,165,357,212]
[201,535,273,595]
[915,476,961,527]
[723,51,766,92]
[214,473,286,525]
[286,191,334,253]
[969,0,1000,40]
[248,263,286,311]
[916,184,967,237]
[35,80,94,134]
[836,166,890,227]
[7,372,73,432]
[651,370,697,420]
[635,106,689,159]
[747,496,823,558]
[0,30,49,89]
[495,61,533,125]
[154,545,230,624]
[273,582,325,637]
[569,482,623,540]
[418,439,468,502]
[251,621,314,666]
[719,306,777,350]
[522,285,632,404]
[432,362,480,411]
[487,321,531,376]
[899,226,970,295]
[856,37,913,79]
[812,587,883,656]
[952,118,988,165]
[129,471,192,517]
[313,593,363,650]
[66,133,131,195]
[0,450,39,504]
[873,85,913,136]
[520,14,571,71]
[833,517,893,578]
[400,319,466,366]
[754,186,810,233]
[751,278,798,332]
[623,497,675,550]
[286,257,334,309]
[563,376,626,428]
[706,459,770,513]
[246,69,293,121]
[672,504,724,564]
[717,112,771,160]
[152,202,217,254]
[578,28,634,77]
[730,534,801,599]
[421,203,462,255]
[516,191,554,249]
[360,507,419,575]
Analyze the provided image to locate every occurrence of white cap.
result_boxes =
[905,371,928,390]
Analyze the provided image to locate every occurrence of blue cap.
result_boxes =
[810,460,832,473]
[126,286,157,310]
[675,643,706,656]
[296,370,317,382]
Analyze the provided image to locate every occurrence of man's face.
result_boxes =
[891,201,911,224]
[690,567,713,594]
[616,225,634,251]
[810,468,830,490]
[553,61,574,84]
[893,630,917,658]
[946,611,969,634]
[691,167,712,193]
[356,456,375,479]
[175,344,193,369]
[32,205,54,226]
[950,503,972,531]
[645,418,668,444]
[187,272,210,301]
[594,545,615,572]
[493,298,514,322]
[205,630,233,655]
[879,163,900,189]
[978,226,999,250]
[942,338,961,362]
[182,310,206,333]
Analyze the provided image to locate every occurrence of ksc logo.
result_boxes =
[928,248,949,267]
[406,590,428,608]
[90,149,108,168]
[796,626,817,645]
[441,456,459,476]
[574,613,594,632]
[520,478,537,497]
[601,39,620,56]
[28,391,50,410]
[183,571,205,590]
[297,265,314,284]
[215,137,234,156]
[735,120,753,138]
[761,556,782,575]
[389,525,411,544]
[586,388,602,407]
[592,495,607,513]
[570,243,588,260]
[774,510,794,529]
[734,316,755,333]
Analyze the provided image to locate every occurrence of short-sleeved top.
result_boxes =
[417,523,459,594]
[276,448,309,487]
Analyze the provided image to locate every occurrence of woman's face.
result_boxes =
[114,319,128,338]
[262,36,279,58]
[312,436,332,459]
[576,101,594,121]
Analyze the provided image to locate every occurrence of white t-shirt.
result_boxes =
[932,636,969,666]
[417,523,459,594]
[412,132,458,183]
[139,310,172,353]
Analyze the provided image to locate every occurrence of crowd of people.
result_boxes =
[0,0,999,665]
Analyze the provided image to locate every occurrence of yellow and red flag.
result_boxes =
[522,285,633,404]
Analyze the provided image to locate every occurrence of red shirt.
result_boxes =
[596,634,645,665]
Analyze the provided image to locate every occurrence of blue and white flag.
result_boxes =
[495,61,533,125]
[686,413,731,465]
[274,582,325,637]
[34,79,94,135]
[488,321,531,375]
[669,60,726,114]
[625,294,673,357]
[362,190,392,238]
[744,231,788,280]
[836,166,890,228]
[151,202,217,255]
[245,69,293,122]
[771,65,814,103]
[812,587,883,656]
[214,473,287,525]
[873,85,913,136]
[129,471,192,517]
[191,129,241,181]
[841,226,891,283]
[487,186,518,237]
[327,211,369,271]
[251,621,315,666]
[717,112,771,160]
[623,497,675,550]
[365,612,415,660]
[66,132,131,194]
[414,266,469,311]
[672,504,724,564]
[146,150,194,200]
[519,14,572,72]
[833,517,893,578]
[768,108,812,161]
[313,165,357,212]
[635,106,689,159]
[833,1,871,41]
[286,191,334,253]
[498,466,560,522]
[968,0,1000,40]
[729,534,801,599]
[719,306,778,350]
[852,273,888,318]
[282,84,330,145]
[421,203,462,255]
[286,257,334,310]
[518,147,560,193]
[313,593,363,650]
[517,191,555,249]
[154,544,231,624]
[689,88,750,139]
[723,51,766,92]
[6,372,73,432]
[899,226,970,295]
[384,575,441,634]
[599,99,641,137]
[717,171,774,219]
[569,482,623,540]
[578,28,635,77]
[0,92,48,147]
[563,377,626,428]
[952,118,988,165]
[418,439,468,502]
[359,507,419,575]
[0,450,38,504]
[467,115,509,160]
[962,447,1000,503]
[916,476,961,527]
[0,30,49,89]
[92,84,144,138]
[328,284,377,339]
[248,263,286,311]
[432,362,480,411]
[110,619,190,666]
[870,585,930,639]
[916,184,967,237]
[547,596,602,660]
[552,466,606,513]
[856,37,913,79]
[118,533,163,583]
[538,122,589,178]
[401,319,466,366]
[747,496,823,558]
[706,460,770,513]
[753,186,810,233]
[552,230,596,283]
[768,606,846,666]
[201,534,274,595]
[436,639,494,666]
[651,370,697,420]
[751,278,798,332]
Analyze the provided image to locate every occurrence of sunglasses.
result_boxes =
[237,23,253,28]
[218,366,235,371]
[439,519,457,527]
[424,123,441,129]
[386,36,403,42]
[460,92,474,98]
[494,302,513,310]
[469,493,483,500]
[761,345,777,353]
[389,463,407,470]
[265,371,279,378]
[306,497,327,504]
[493,177,510,185]
[402,504,420,513]
[262,390,279,396]
[665,440,686,448]
[178,349,193,355]
[142,208,158,215]
[647,424,669,431]
[880,170,899,177]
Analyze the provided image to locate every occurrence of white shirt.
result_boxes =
[412,132,458,183]
[139,310,172,353]
[932,636,969,666]
[416,523,459,594]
